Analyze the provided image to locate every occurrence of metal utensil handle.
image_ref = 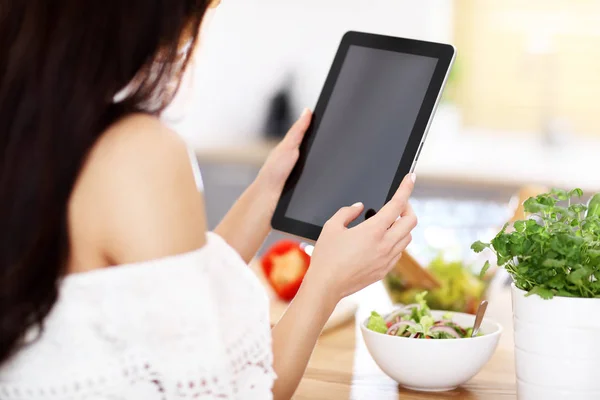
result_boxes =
[471,300,489,337]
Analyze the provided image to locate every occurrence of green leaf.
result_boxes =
[491,234,510,257]
[420,315,435,333]
[586,193,600,218]
[557,289,577,297]
[366,311,388,334]
[524,198,546,214]
[526,286,554,300]
[551,188,568,201]
[569,204,587,214]
[554,206,576,219]
[497,254,512,265]
[471,241,490,253]
[514,220,526,232]
[567,266,591,285]
[588,249,600,259]
[527,223,544,234]
[542,259,566,268]
[413,291,430,320]
[569,188,584,199]
[479,260,491,278]
[547,275,566,289]
[415,291,428,308]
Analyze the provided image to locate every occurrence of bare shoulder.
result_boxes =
[92,113,187,167]
[68,113,207,270]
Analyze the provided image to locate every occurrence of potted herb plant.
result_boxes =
[472,189,600,400]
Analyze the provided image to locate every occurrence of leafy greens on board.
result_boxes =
[472,189,600,299]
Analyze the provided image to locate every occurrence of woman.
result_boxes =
[0,1,417,399]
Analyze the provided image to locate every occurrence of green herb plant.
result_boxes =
[472,189,600,299]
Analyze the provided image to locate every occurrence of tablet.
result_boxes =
[272,31,455,241]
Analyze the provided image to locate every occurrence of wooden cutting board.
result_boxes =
[268,296,358,333]
[250,260,358,334]
[394,251,441,290]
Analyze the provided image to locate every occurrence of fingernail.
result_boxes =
[300,108,310,118]
[410,173,416,183]
[352,202,363,208]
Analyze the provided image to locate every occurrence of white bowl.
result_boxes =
[360,310,502,392]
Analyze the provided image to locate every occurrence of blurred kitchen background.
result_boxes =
[162,0,600,271]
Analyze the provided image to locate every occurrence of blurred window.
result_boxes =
[454,0,600,137]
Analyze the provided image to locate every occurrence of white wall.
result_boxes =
[163,0,454,149]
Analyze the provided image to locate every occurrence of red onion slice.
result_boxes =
[384,308,410,324]
[384,303,422,323]
[446,323,467,337]
[386,320,416,335]
[430,325,461,338]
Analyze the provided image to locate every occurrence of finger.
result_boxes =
[281,108,312,149]
[367,173,416,230]
[383,250,404,276]
[390,233,413,259]
[327,202,364,229]
[386,203,418,242]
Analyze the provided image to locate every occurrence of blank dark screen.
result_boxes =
[285,45,438,227]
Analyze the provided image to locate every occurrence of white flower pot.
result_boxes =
[511,283,600,400]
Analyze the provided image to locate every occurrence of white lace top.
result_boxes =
[0,149,276,399]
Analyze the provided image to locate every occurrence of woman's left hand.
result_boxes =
[215,109,312,263]
[257,108,312,197]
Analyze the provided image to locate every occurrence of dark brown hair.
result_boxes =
[0,0,211,364]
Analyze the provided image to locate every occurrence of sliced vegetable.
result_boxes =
[383,305,418,324]
[386,320,416,336]
[430,325,461,338]
[260,240,311,301]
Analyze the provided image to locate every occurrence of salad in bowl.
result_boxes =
[366,291,481,339]
[360,291,502,392]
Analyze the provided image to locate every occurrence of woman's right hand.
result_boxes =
[304,173,418,306]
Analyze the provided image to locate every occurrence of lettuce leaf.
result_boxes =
[366,311,387,334]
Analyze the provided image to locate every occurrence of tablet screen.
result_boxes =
[285,45,438,227]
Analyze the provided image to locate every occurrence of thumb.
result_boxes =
[329,202,364,228]
[283,108,312,148]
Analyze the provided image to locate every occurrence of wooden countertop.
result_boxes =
[293,281,516,399]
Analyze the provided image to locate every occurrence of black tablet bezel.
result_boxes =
[271,31,455,242]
